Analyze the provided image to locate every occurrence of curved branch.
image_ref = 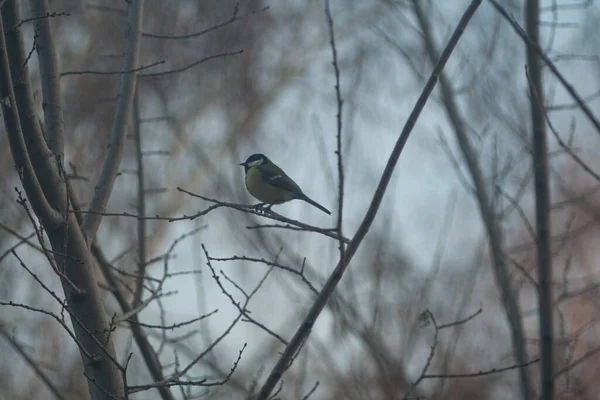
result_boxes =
[30,0,65,157]
[254,1,484,398]
[2,1,68,210]
[0,3,62,227]
[82,0,145,240]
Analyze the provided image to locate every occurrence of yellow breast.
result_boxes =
[246,167,295,204]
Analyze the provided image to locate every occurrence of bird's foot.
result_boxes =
[253,203,268,213]
[253,203,274,214]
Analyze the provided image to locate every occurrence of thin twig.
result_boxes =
[423,357,540,379]
[209,255,319,295]
[140,51,243,78]
[203,245,287,345]
[403,310,439,399]
[142,5,269,40]
[61,59,164,77]
[325,0,345,281]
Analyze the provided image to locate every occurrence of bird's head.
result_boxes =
[240,154,269,171]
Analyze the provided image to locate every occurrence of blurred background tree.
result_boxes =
[1,0,599,399]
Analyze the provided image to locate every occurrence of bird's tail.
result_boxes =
[298,194,331,215]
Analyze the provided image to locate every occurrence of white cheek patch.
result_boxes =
[248,159,263,167]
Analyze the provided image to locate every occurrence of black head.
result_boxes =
[240,153,269,171]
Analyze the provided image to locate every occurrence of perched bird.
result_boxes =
[240,153,331,215]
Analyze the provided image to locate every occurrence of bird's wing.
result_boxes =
[257,164,303,195]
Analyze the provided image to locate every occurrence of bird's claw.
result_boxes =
[253,203,273,214]
[253,203,267,213]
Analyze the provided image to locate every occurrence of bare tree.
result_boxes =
[1,0,600,399]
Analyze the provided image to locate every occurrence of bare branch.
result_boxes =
[129,259,274,393]
[139,50,243,79]
[544,102,600,182]
[325,0,345,271]
[490,0,600,135]
[438,307,483,330]
[132,91,146,309]
[300,381,319,400]
[30,0,65,157]
[128,343,247,393]
[0,2,62,227]
[0,328,68,400]
[203,245,288,345]
[92,243,177,400]
[525,1,554,397]
[82,0,145,240]
[125,309,217,330]
[60,59,164,77]
[0,229,37,264]
[209,255,319,295]
[403,310,439,399]
[423,358,540,379]
[142,4,269,40]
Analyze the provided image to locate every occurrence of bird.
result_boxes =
[240,153,331,215]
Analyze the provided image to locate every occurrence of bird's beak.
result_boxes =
[239,162,245,166]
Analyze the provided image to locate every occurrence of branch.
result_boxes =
[489,0,600,135]
[2,6,127,397]
[537,89,600,182]
[132,91,146,309]
[142,5,269,40]
[0,228,38,264]
[0,1,62,227]
[325,0,346,280]
[3,1,68,210]
[128,258,274,394]
[254,1,484,398]
[177,187,351,243]
[208,255,319,295]
[423,357,540,379]
[411,0,533,398]
[139,50,243,79]
[403,310,439,399]
[81,0,145,240]
[92,243,177,400]
[60,59,164,77]
[30,0,65,157]
[525,0,554,398]
[0,328,68,400]
[128,343,247,393]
